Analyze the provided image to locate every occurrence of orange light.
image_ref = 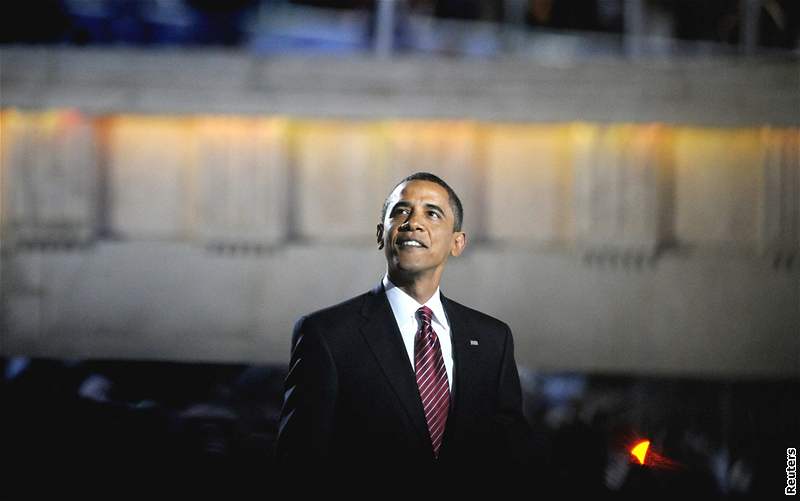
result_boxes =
[631,440,650,465]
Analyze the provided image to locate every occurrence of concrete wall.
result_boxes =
[1,47,798,126]
[1,48,798,378]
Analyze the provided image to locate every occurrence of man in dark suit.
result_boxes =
[275,172,534,480]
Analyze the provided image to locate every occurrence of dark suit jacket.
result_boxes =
[275,280,534,478]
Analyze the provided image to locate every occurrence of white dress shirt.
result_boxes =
[382,273,454,392]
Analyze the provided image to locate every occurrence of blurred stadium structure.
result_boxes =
[1,0,799,58]
[1,0,798,493]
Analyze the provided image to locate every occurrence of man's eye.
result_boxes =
[429,212,440,219]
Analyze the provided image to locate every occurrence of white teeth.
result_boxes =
[400,240,423,247]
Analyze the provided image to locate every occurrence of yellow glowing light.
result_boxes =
[631,440,650,465]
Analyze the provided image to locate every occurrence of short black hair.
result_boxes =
[380,172,464,232]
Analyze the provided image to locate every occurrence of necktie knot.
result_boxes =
[417,305,433,326]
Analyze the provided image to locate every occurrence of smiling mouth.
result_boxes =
[396,239,427,250]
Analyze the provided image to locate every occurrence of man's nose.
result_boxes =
[400,210,424,230]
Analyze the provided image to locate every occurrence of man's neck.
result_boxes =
[387,270,441,304]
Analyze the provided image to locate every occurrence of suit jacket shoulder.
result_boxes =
[298,291,368,328]
[439,293,514,362]
[297,286,512,345]
[290,290,369,344]
[440,294,511,333]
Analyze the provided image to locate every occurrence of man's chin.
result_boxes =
[395,264,421,275]
[390,260,427,276]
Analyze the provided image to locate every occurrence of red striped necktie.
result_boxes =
[414,305,450,459]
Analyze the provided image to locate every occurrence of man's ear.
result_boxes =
[376,223,384,249]
[450,231,466,257]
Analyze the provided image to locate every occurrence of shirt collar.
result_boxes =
[382,272,448,329]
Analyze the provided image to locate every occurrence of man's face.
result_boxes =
[377,180,466,280]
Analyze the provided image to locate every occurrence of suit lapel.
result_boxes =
[358,281,485,455]
[440,291,482,451]
[358,282,431,444]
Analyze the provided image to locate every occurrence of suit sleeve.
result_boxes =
[494,322,535,466]
[274,315,338,466]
